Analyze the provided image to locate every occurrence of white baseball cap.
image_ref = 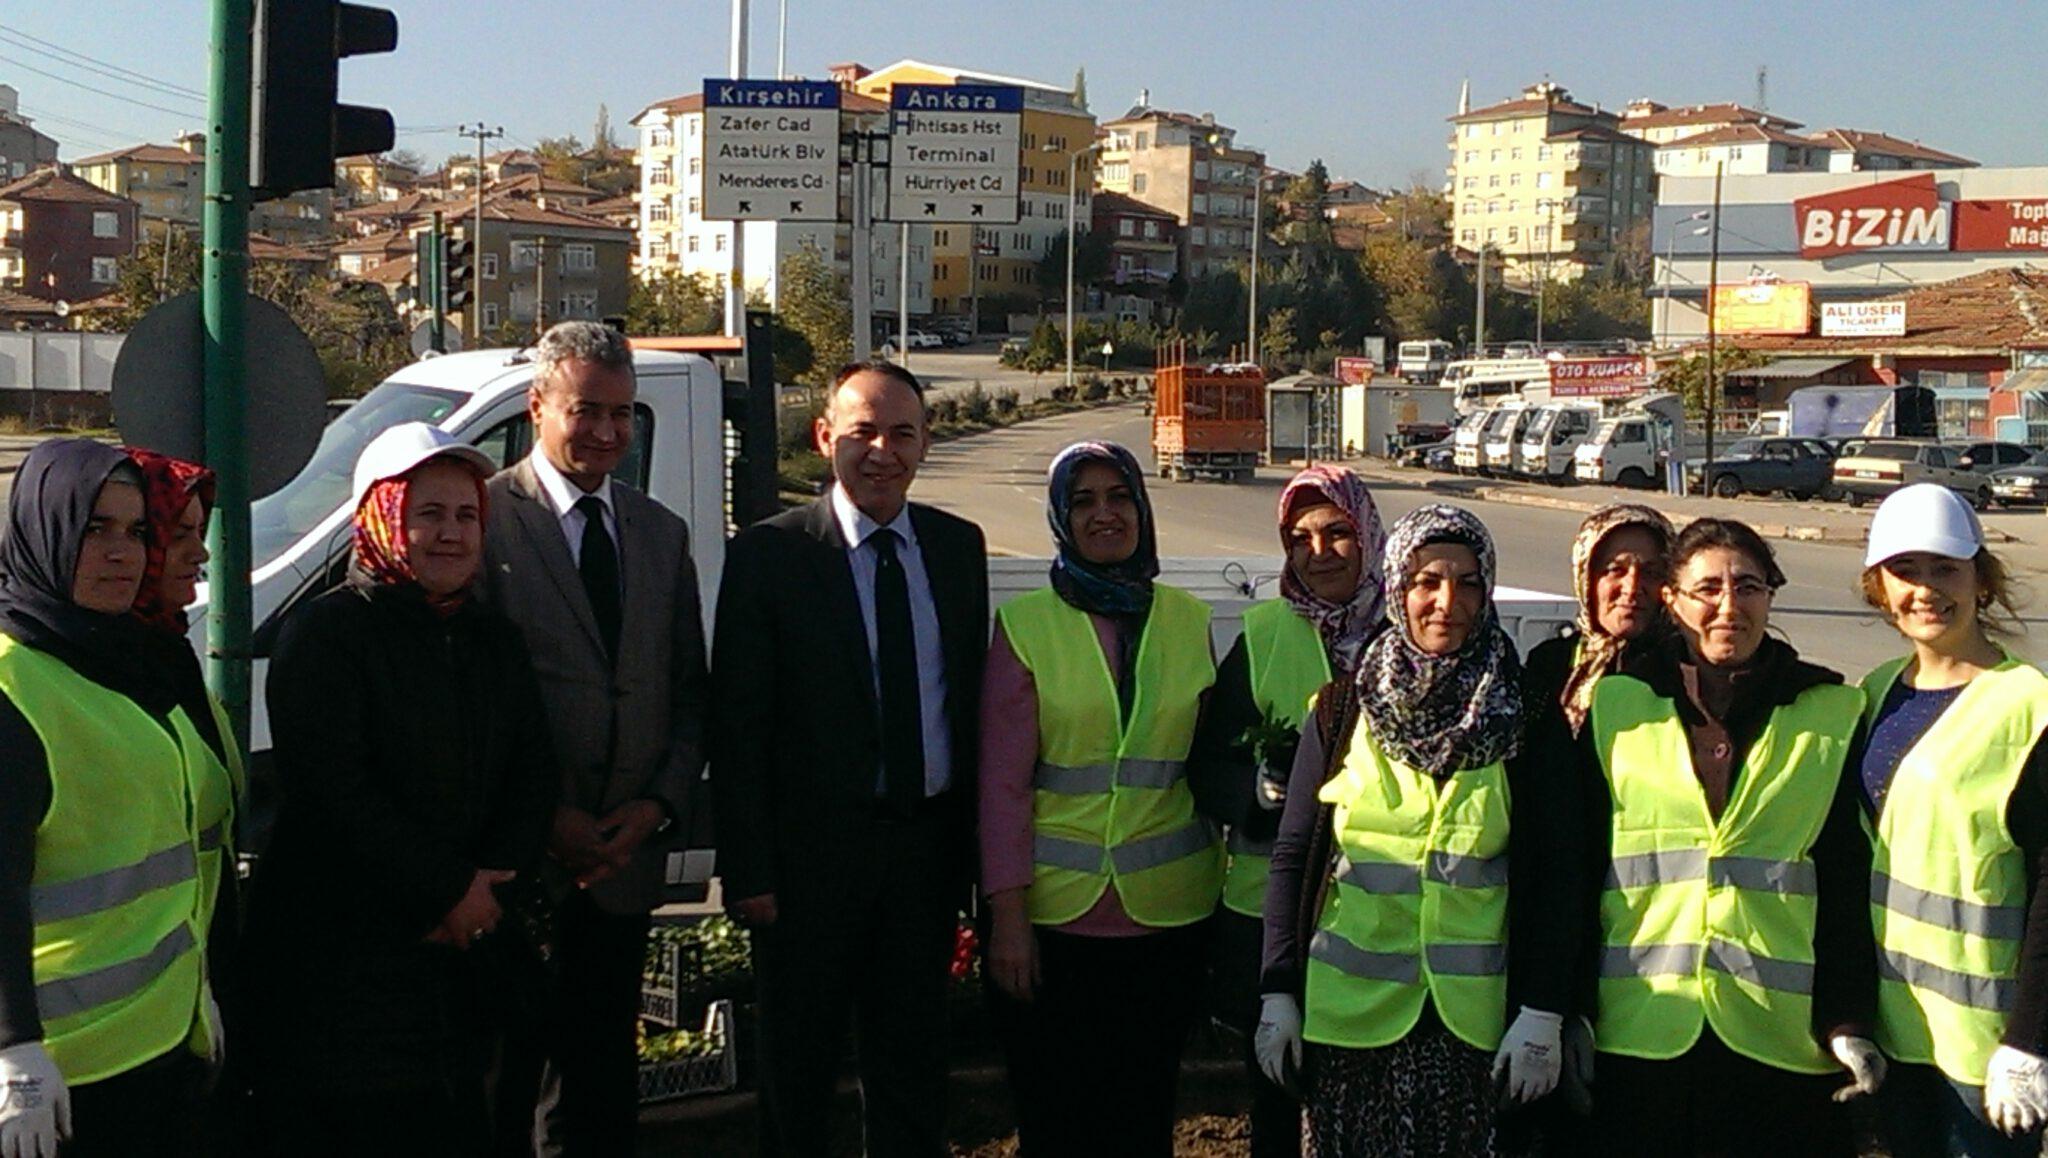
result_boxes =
[1864,483,1984,567]
[350,422,496,507]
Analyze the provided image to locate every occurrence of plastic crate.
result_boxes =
[640,940,681,1028]
[637,998,738,1104]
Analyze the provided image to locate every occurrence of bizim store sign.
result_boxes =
[1793,174,2048,259]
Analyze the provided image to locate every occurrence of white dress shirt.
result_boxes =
[529,449,618,564]
[831,483,952,797]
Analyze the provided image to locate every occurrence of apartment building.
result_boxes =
[1446,82,1656,282]
[72,132,332,245]
[0,87,57,183]
[1092,190,1178,323]
[1097,96,1264,280]
[0,167,138,303]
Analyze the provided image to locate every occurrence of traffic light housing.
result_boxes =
[251,0,399,199]
[443,237,474,312]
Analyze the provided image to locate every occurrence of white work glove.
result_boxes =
[1560,1015,1596,1115]
[1255,764,1288,811]
[202,983,225,1074]
[1985,1045,2048,1136]
[0,1042,70,1158]
[1828,1034,1886,1102]
[1492,1006,1564,1104]
[1254,994,1303,1087]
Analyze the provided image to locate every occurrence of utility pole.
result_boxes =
[966,228,979,340]
[1474,244,1488,356]
[1248,156,1262,368]
[1704,161,1724,471]
[534,234,548,339]
[203,0,253,744]
[726,0,749,337]
[460,122,504,341]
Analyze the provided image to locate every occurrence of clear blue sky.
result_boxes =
[6,1,2042,187]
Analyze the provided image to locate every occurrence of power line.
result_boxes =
[0,22,205,100]
[0,52,203,119]
[18,103,150,143]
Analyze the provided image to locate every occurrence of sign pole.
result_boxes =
[851,135,873,362]
[203,0,253,751]
[898,221,910,368]
[1705,162,1723,472]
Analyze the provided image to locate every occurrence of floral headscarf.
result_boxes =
[351,460,489,615]
[123,448,217,634]
[1558,504,1676,735]
[1354,504,1522,777]
[1277,466,1385,676]
[1045,441,1158,617]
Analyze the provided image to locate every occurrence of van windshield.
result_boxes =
[251,382,468,570]
[1526,410,1559,439]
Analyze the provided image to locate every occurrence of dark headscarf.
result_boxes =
[1354,504,1523,778]
[1558,503,1676,735]
[0,438,174,712]
[1277,466,1386,676]
[124,448,217,634]
[1045,441,1158,617]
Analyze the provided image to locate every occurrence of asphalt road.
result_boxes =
[893,343,1136,404]
[914,402,2048,678]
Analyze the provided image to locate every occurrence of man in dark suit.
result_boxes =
[712,361,988,1157]
[480,321,710,1155]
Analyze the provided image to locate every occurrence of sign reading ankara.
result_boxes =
[701,79,841,222]
[885,84,1023,224]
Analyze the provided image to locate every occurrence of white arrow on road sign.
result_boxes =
[883,83,1022,225]
[702,79,842,223]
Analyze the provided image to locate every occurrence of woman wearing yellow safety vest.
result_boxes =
[1257,504,1585,1156]
[1188,465,1385,1158]
[1575,517,1885,1157]
[1855,484,2048,1157]
[0,440,224,1158]
[980,440,1220,1157]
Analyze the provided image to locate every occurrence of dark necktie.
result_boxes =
[575,495,621,660]
[870,529,925,813]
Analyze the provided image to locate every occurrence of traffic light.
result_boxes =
[443,237,474,313]
[251,0,399,199]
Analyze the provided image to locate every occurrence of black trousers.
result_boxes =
[1879,1060,2043,1158]
[258,1079,491,1158]
[1211,909,1301,1158]
[754,807,958,1157]
[993,919,1210,1158]
[1590,1032,1854,1158]
[64,1048,203,1158]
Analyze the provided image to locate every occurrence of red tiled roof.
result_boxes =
[584,193,637,214]
[1452,95,1602,123]
[249,233,327,263]
[1805,129,1974,166]
[1092,190,1177,220]
[488,173,601,199]
[69,143,199,167]
[482,199,631,233]
[358,253,416,285]
[1546,124,1646,145]
[1622,103,1802,131]
[1733,266,2048,355]
[333,229,410,255]
[1658,123,1817,150]
[0,168,135,207]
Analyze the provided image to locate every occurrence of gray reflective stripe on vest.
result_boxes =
[1709,857,1816,896]
[1033,758,1187,795]
[1605,850,1812,895]
[1874,872,2027,942]
[1606,849,1709,889]
[1227,829,1274,858]
[197,823,226,854]
[35,922,195,1021]
[1333,856,1422,896]
[1034,833,1107,874]
[1427,942,1507,976]
[1706,939,1814,993]
[30,844,198,924]
[1110,820,1216,875]
[1310,929,1420,985]
[1428,851,1509,889]
[1879,948,2017,1013]
[1600,942,1702,978]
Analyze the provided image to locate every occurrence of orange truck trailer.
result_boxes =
[1152,350,1267,483]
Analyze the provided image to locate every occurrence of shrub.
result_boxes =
[927,395,961,425]
[992,387,1020,417]
[1079,373,1110,402]
[1050,383,1078,403]
[959,383,995,425]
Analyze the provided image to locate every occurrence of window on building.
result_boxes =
[1507,227,1520,242]
[649,202,671,224]
[1507,200,1518,213]
[1191,226,1207,245]
[714,233,726,252]
[1462,199,1478,215]
[687,117,698,136]
[687,196,701,215]
[1461,228,1477,243]
[1491,123,1502,136]
[1488,174,1500,188]
[1463,177,1477,189]
[648,238,669,260]
[1135,132,1149,150]
[1143,221,1159,239]
[1132,174,1147,194]
[1486,201,1499,214]
[686,235,699,252]
[564,243,595,272]
[1119,218,1134,237]
[509,241,537,271]
[1534,225,1550,242]
[1537,145,1552,162]
[1464,150,1477,163]
[1536,172,1553,189]
[650,127,673,148]
[482,252,499,279]
[1192,194,1209,215]
[1489,149,1501,162]
[1194,160,1210,179]
[688,157,701,176]
[1464,125,1477,139]
[650,164,672,185]
[92,211,120,239]
[1509,173,1521,186]
[1486,227,1499,241]
[91,256,118,283]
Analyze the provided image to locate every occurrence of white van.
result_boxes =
[1481,400,1538,475]
[1574,392,1687,489]
[1444,358,1553,417]
[1519,402,1602,483]
[1450,409,1490,474]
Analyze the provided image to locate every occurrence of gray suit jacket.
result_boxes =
[480,455,710,915]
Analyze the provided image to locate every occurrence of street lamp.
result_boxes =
[1050,141,1103,389]
[1208,133,1262,367]
[1660,209,1711,347]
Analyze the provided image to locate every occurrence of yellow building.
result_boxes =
[73,132,331,245]
[849,59,1096,319]
[1446,82,1656,283]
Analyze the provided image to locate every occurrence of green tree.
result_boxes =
[1660,345,1773,420]
[775,246,851,388]
[1022,316,1062,378]
[625,270,720,336]
[1037,227,1113,303]
[1260,306,1298,366]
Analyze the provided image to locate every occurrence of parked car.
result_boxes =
[1990,450,2048,506]
[1685,438,1836,500]
[879,330,942,355]
[1958,441,2033,472]
[1833,440,1993,509]
[999,336,1029,357]
[1398,436,1453,470]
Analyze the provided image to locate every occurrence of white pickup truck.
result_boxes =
[204,346,1579,896]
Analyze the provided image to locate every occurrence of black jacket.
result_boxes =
[242,582,556,1088]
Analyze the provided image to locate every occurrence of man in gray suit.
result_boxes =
[481,320,709,1155]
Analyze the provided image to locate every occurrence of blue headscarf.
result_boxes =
[1045,441,1158,617]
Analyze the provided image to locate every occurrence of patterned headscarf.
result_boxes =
[1558,504,1676,735]
[1277,466,1386,676]
[123,448,216,634]
[1354,504,1523,777]
[351,460,489,615]
[1045,441,1158,617]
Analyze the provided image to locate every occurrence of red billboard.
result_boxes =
[1549,356,1653,398]
[1955,198,2048,253]
[1332,356,1376,385]
[1795,174,1951,259]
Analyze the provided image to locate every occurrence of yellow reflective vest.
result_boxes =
[1862,654,2048,1086]
[0,633,214,1084]
[998,585,1221,928]
[1590,674,1861,1074]
[1225,601,1331,918]
[1304,717,1512,1052]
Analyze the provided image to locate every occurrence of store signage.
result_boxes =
[1820,300,1907,337]
[1955,198,2048,253]
[1549,356,1653,398]
[1795,174,1950,260]
[1333,356,1376,385]
[1712,281,1811,335]
[699,79,842,222]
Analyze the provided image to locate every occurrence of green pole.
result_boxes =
[203,0,253,754]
